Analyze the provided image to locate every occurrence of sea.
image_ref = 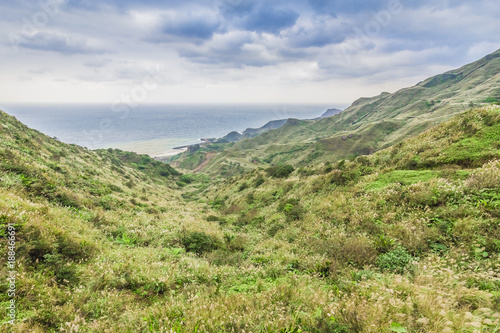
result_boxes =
[1,104,334,158]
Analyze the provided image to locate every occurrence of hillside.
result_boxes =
[237,108,343,140]
[1,104,500,332]
[171,48,500,175]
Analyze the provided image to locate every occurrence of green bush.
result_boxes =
[108,184,124,192]
[374,234,395,254]
[206,215,219,222]
[266,164,295,178]
[340,237,378,268]
[376,247,414,273]
[268,223,285,237]
[278,198,303,221]
[182,231,218,254]
[238,182,249,191]
[180,174,194,184]
[43,253,79,285]
[328,168,361,186]
[254,175,265,187]
[55,192,81,208]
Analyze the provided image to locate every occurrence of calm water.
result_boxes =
[1,104,334,157]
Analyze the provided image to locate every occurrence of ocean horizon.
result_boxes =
[1,103,335,157]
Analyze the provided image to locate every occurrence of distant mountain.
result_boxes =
[314,108,343,119]
[170,48,500,174]
[241,119,289,138]
[219,131,243,143]
[219,108,344,143]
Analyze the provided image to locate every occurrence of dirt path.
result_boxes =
[194,152,216,172]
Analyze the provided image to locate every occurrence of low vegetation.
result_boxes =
[1,105,499,332]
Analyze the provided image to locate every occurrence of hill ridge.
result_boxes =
[171,48,500,175]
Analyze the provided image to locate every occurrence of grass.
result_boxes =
[0,106,500,332]
[366,170,438,189]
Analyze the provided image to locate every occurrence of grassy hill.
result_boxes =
[1,102,500,332]
[171,48,500,176]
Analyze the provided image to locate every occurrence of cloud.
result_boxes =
[307,0,393,17]
[1,0,500,104]
[27,68,53,74]
[285,15,348,48]
[83,59,112,68]
[240,4,300,34]
[162,17,221,40]
[218,0,255,17]
[178,31,281,67]
[142,9,222,43]
[14,31,107,55]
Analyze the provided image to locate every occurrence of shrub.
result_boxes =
[323,162,333,174]
[206,250,243,266]
[465,159,500,190]
[254,175,265,187]
[43,253,79,285]
[206,215,219,222]
[328,169,360,186]
[374,234,395,254]
[112,227,138,247]
[278,198,303,221]
[182,231,218,254]
[268,223,285,237]
[108,184,124,192]
[266,164,295,178]
[238,182,249,191]
[180,174,194,184]
[55,192,81,208]
[376,247,414,273]
[340,237,377,268]
[226,234,248,252]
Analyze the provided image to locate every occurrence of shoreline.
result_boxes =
[153,147,188,161]
[110,137,200,160]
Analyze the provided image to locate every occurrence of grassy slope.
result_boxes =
[0,110,215,331]
[1,104,500,332]
[172,48,500,175]
[0,99,500,332]
[194,105,500,332]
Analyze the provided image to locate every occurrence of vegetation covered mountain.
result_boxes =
[171,48,500,176]
[217,108,343,144]
[240,119,288,139]
[233,108,343,141]
[1,101,500,331]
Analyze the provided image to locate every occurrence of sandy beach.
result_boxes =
[111,137,198,159]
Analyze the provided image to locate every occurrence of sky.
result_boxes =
[0,0,499,107]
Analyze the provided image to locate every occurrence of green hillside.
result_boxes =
[171,48,500,175]
[1,102,500,332]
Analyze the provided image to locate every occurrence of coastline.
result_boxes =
[153,147,188,161]
[110,137,200,160]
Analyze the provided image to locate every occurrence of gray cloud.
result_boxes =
[239,4,300,34]
[0,0,499,104]
[83,59,112,68]
[14,31,107,55]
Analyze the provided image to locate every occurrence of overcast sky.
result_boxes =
[1,0,499,106]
